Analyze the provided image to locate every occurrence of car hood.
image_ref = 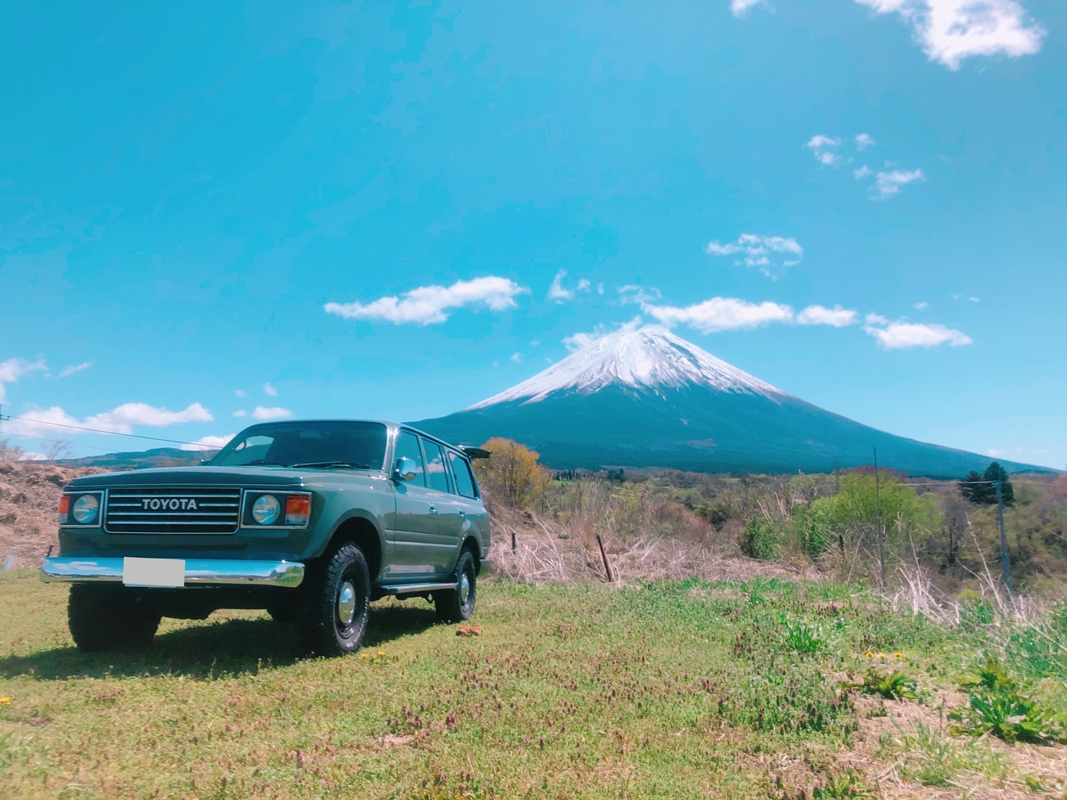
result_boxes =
[65,465,387,490]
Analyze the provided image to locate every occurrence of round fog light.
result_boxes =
[72,494,99,524]
[252,494,281,525]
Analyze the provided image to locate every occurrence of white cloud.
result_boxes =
[731,0,766,17]
[547,270,574,303]
[864,320,973,349]
[618,285,662,306]
[646,297,795,334]
[252,406,293,420]
[988,448,1006,457]
[576,278,591,292]
[87,402,213,432]
[705,234,804,279]
[19,451,47,462]
[181,434,236,452]
[969,296,980,303]
[324,276,528,325]
[5,402,213,438]
[854,165,873,179]
[57,362,93,379]
[597,283,605,295]
[263,382,277,396]
[855,0,1045,70]
[563,320,639,352]
[235,389,247,397]
[914,301,929,310]
[0,358,46,402]
[806,135,843,166]
[855,133,876,150]
[866,313,890,325]
[796,305,859,327]
[873,168,925,198]
[510,352,524,363]
[233,410,248,418]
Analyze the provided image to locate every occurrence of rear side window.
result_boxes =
[422,439,451,493]
[393,431,426,487]
[448,451,477,499]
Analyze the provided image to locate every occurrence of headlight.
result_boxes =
[72,494,100,524]
[251,494,281,525]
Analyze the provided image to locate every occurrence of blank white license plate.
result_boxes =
[122,557,185,588]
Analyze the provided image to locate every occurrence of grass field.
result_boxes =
[1,571,1065,799]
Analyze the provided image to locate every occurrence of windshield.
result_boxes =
[211,421,388,470]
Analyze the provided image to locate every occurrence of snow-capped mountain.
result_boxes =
[414,325,1045,477]
[469,325,783,408]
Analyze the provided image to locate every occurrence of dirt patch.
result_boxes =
[0,463,101,568]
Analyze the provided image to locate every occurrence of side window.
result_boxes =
[448,451,477,499]
[393,431,426,487]
[422,439,451,494]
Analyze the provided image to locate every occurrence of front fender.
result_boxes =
[305,507,388,561]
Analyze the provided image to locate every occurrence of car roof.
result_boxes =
[234,419,469,456]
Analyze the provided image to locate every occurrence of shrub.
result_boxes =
[473,438,550,509]
[743,516,781,560]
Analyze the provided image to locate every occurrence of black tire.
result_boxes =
[434,549,477,624]
[68,585,161,652]
[297,543,370,656]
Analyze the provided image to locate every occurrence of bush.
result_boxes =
[472,438,550,509]
[742,516,781,560]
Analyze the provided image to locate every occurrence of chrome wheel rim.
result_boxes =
[459,572,471,606]
[337,581,357,627]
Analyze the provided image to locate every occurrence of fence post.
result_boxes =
[595,534,613,582]
[996,479,1012,593]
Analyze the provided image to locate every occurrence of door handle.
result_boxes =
[428,504,437,514]
[458,509,465,517]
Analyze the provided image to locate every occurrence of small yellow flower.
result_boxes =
[876,653,886,659]
[361,653,369,659]
[864,651,874,658]
[893,652,903,659]
[378,650,384,657]
[0,697,10,705]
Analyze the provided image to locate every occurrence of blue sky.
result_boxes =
[1,0,1064,469]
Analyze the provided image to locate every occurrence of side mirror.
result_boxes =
[393,457,418,482]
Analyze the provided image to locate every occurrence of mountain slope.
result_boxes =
[415,326,1049,477]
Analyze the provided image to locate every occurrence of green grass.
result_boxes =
[0,571,1062,799]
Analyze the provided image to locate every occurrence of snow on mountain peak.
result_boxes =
[469,325,786,409]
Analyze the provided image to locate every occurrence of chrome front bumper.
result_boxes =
[41,557,305,588]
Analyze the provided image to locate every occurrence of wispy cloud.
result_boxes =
[705,234,803,279]
[855,0,1045,70]
[855,133,876,150]
[873,168,925,199]
[854,165,873,180]
[645,298,795,334]
[731,0,766,17]
[547,270,590,303]
[0,358,46,402]
[510,352,524,363]
[796,305,859,327]
[324,276,528,325]
[235,389,247,397]
[57,361,93,379]
[914,301,929,310]
[181,434,235,452]
[263,382,278,396]
[806,135,843,166]
[233,410,248,418]
[252,406,293,420]
[6,402,213,437]
[864,320,972,349]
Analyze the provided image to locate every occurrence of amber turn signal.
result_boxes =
[284,494,311,526]
[58,494,71,525]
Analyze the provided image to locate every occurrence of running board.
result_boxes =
[378,581,457,596]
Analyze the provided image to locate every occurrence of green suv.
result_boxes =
[41,420,491,656]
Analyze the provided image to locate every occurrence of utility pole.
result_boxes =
[874,447,886,588]
[996,477,1012,593]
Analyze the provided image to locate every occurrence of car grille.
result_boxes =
[105,488,241,534]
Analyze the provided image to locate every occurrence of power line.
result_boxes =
[3,415,196,446]
[0,432,121,453]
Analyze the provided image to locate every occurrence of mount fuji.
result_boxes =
[414,326,1045,477]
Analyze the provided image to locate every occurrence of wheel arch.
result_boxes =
[318,512,385,582]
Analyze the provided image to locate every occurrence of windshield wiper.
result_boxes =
[287,461,373,470]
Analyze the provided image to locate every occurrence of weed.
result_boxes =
[877,722,1010,787]
[784,618,824,654]
[859,668,917,701]
[811,768,870,799]
[951,656,1066,744]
